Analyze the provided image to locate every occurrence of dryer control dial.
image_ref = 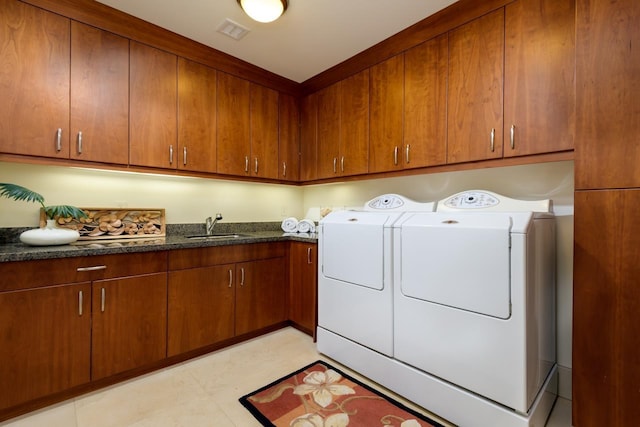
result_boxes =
[368,194,405,210]
[443,191,500,209]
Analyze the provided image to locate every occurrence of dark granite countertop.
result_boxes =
[0,223,317,263]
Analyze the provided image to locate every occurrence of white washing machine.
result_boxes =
[317,194,436,356]
[317,190,558,427]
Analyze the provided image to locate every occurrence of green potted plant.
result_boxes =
[0,183,87,246]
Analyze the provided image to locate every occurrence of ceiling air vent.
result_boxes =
[217,18,250,40]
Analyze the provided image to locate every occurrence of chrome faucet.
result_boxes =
[205,213,223,235]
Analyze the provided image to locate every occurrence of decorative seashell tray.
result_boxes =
[40,208,165,240]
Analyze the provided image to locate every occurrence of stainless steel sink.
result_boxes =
[185,233,247,239]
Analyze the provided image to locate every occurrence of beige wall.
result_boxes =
[0,159,574,398]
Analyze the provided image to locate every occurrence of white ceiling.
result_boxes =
[96,0,459,83]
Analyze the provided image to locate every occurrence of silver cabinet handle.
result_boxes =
[393,146,398,165]
[245,156,249,173]
[76,265,107,272]
[340,156,344,172]
[100,287,106,312]
[56,128,62,152]
[78,291,83,316]
[240,267,245,286]
[183,146,187,165]
[77,131,83,154]
[406,144,410,164]
[490,128,495,152]
[228,269,233,288]
[282,161,287,177]
[254,157,259,174]
[510,124,515,149]
[169,145,174,164]
[333,157,337,173]
[307,247,313,264]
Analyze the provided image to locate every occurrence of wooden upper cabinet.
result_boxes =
[129,41,177,169]
[447,9,504,164]
[178,58,217,173]
[300,93,318,181]
[279,93,300,181]
[340,69,369,176]
[575,0,640,190]
[317,83,341,179]
[217,72,251,176]
[70,22,129,165]
[504,0,575,158]
[317,70,369,179]
[0,0,70,158]
[369,55,404,173]
[250,83,279,179]
[404,34,448,169]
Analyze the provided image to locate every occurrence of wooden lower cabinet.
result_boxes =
[0,282,91,411]
[235,257,286,335]
[167,243,288,354]
[168,265,235,356]
[91,272,168,380]
[288,242,317,335]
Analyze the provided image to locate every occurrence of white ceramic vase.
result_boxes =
[20,219,80,246]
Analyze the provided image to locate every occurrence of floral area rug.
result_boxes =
[239,360,445,427]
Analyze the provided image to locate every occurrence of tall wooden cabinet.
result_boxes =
[129,41,178,168]
[279,94,300,181]
[289,242,317,336]
[447,9,504,164]
[504,0,575,157]
[300,93,318,181]
[250,84,280,179]
[573,0,640,424]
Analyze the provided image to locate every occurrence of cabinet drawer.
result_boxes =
[169,242,286,270]
[0,251,167,292]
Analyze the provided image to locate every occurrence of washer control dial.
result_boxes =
[444,191,500,209]
[368,194,405,210]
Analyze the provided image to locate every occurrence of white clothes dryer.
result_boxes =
[394,190,557,414]
[317,194,436,356]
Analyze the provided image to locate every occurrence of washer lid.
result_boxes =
[398,212,512,319]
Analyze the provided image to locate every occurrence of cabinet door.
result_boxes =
[289,243,317,336]
[279,93,300,181]
[91,272,167,380]
[250,83,279,179]
[504,0,575,157]
[168,265,234,356]
[177,58,217,173]
[236,257,286,335]
[300,93,318,181]
[0,0,70,158]
[317,83,341,179]
[0,283,91,411]
[404,34,448,169]
[370,55,404,173]
[217,72,251,175]
[70,22,129,164]
[575,0,640,190]
[129,42,177,169]
[447,10,504,163]
[573,190,640,425]
[340,69,369,176]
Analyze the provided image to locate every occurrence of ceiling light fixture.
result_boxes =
[237,0,288,23]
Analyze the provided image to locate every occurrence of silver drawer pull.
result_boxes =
[255,157,259,174]
[333,157,337,173]
[228,269,233,288]
[406,144,410,164]
[510,124,515,149]
[282,161,287,177]
[56,128,62,152]
[101,287,106,312]
[240,267,245,286]
[78,291,83,316]
[183,146,187,165]
[245,156,249,173]
[77,131,83,154]
[169,145,174,164]
[490,128,495,152]
[307,247,313,264]
[76,265,107,272]
[394,146,398,165]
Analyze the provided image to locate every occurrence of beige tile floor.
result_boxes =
[1,327,572,427]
